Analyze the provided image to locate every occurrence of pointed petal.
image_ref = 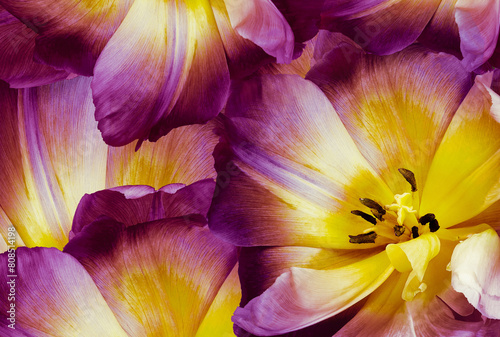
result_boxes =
[0,77,108,249]
[420,72,500,228]
[307,45,474,195]
[0,0,133,75]
[0,247,128,336]
[0,7,68,87]
[321,0,439,55]
[71,179,216,237]
[233,251,393,335]
[223,0,294,63]
[450,229,500,319]
[64,217,238,336]
[455,0,500,71]
[106,121,218,189]
[195,264,241,337]
[93,0,229,146]
[209,75,393,249]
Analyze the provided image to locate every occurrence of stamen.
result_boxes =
[411,226,419,238]
[394,225,405,237]
[419,213,435,225]
[349,231,377,244]
[359,198,386,220]
[351,210,377,225]
[398,168,417,192]
[429,219,440,232]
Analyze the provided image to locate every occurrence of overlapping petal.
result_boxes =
[320,0,440,55]
[307,45,473,196]
[420,72,500,228]
[0,7,68,88]
[0,0,134,76]
[64,216,238,336]
[0,247,129,336]
[209,74,394,249]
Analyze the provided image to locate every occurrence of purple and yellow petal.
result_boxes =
[0,247,128,336]
[209,74,393,249]
[307,45,474,195]
[92,0,229,146]
[233,251,393,335]
[106,121,218,189]
[420,72,500,228]
[0,0,133,76]
[64,217,238,336]
[0,77,108,249]
[0,7,68,88]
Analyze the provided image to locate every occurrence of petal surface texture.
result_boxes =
[92,0,229,146]
[420,72,500,228]
[0,7,68,87]
[455,0,500,70]
[450,229,500,319]
[0,0,134,75]
[209,74,393,249]
[0,247,128,336]
[232,252,394,335]
[0,78,108,249]
[64,217,238,336]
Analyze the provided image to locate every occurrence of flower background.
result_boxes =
[0,0,499,336]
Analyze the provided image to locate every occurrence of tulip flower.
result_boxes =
[320,0,500,71]
[0,0,324,147]
[209,44,500,335]
[0,76,219,250]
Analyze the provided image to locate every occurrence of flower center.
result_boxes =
[348,168,440,244]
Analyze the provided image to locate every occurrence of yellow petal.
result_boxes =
[420,72,500,228]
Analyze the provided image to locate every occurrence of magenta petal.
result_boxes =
[321,0,439,55]
[71,180,215,238]
[0,0,134,75]
[0,7,68,87]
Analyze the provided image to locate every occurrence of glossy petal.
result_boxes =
[232,251,393,335]
[420,72,500,228]
[0,247,128,336]
[106,121,218,189]
[307,45,474,196]
[320,0,439,55]
[0,77,107,249]
[0,0,133,75]
[223,0,294,63]
[0,7,68,88]
[93,0,229,146]
[64,217,238,336]
[455,0,500,71]
[71,179,216,237]
[450,229,500,319]
[209,75,393,249]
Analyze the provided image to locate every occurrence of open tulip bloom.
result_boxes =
[209,44,500,335]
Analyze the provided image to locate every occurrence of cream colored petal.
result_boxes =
[450,229,500,319]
